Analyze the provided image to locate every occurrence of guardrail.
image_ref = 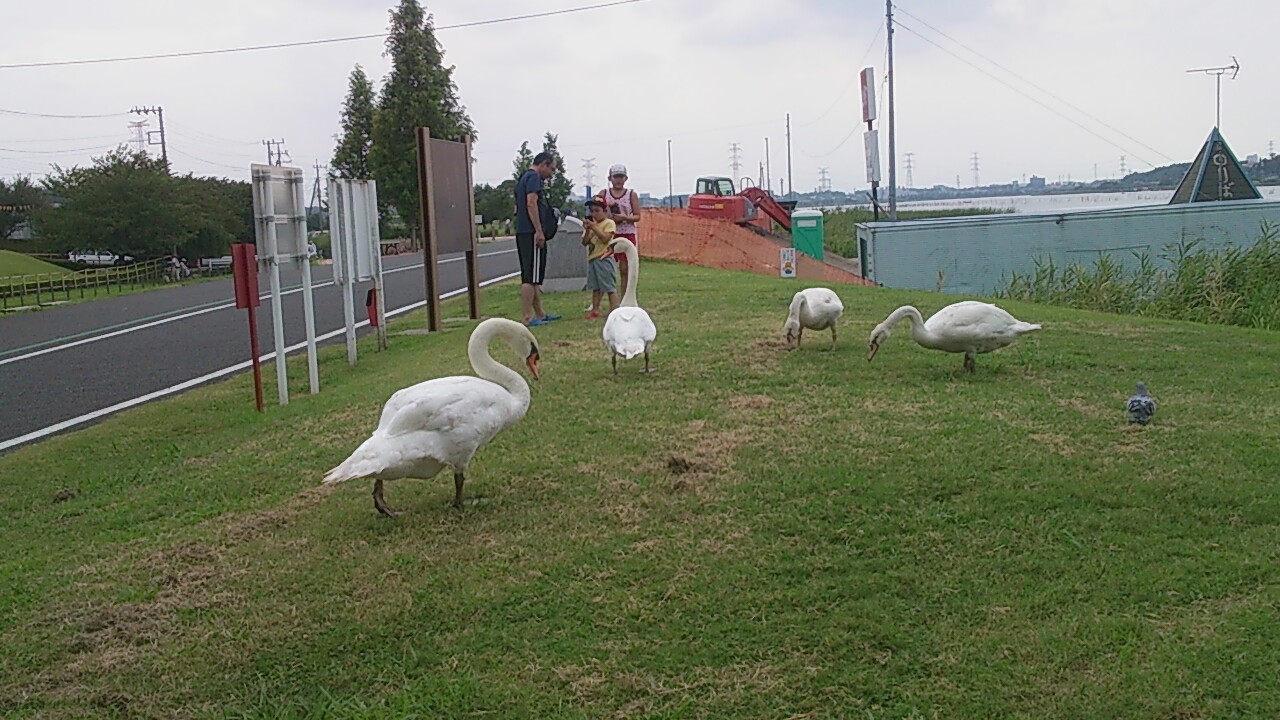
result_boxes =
[0,257,197,310]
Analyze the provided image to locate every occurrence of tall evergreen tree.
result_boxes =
[369,0,474,240]
[512,141,534,183]
[540,132,573,209]
[331,64,376,179]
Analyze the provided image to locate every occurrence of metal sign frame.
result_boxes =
[251,163,319,404]
[329,178,387,364]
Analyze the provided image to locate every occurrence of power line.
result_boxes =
[0,143,123,154]
[169,147,250,172]
[892,19,1160,168]
[0,0,650,70]
[892,3,1176,165]
[0,133,125,144]
[0,107,128,119]
[797,24,884,129]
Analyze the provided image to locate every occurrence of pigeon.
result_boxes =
[1126,382,1157,425]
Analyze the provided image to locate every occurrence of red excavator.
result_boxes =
[686,176,797,232]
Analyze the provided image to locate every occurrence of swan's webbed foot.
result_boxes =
[373,479,402,517]
[452,471,466,509]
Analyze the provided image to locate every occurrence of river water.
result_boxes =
[872,186,1280,214]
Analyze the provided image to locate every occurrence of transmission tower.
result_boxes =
[970,152,980,187]
[130,106,168,168]
[1269,140,1275,158]
[817,167,831,193]
[263,138,290,166]
[128,120,149,154]
[903,152,915,188]
[1119,155,1128,177]
[581,158,596,194]
[729,143,743,183]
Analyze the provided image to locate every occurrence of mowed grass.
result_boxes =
[3,261,1280,719]
[0,249,70,277]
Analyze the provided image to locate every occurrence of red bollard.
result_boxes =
[366,288,378,326]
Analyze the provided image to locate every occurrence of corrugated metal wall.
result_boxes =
[856,200,1280,295]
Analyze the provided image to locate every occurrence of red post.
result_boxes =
[366,288,378,326]
[232,243,265,412]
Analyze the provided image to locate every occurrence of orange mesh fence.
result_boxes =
[637,209,875,287]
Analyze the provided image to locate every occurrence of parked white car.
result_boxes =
[67,250,134,266]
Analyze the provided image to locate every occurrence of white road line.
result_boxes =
[0,271,522,453]
[0,249,515,368]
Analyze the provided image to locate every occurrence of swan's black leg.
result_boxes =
[829,326,837,351]
[452,472,466,508]
[964,353,976,373]
[611,353,618,375]
[373,479,402,517]
[642,348,652,374]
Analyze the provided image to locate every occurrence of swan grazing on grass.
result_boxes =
[602,237,657,374]
[322,318,540,515]
[867,300,1041,372]
[783,288,844,350]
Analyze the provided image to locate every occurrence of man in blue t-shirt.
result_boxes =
[514,152,562,326]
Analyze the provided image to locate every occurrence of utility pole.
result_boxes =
[764,137,772,195]
[785,114,793,197]
[971,152,980,188]
[817,167,831,193]
[130,106,168,169]
[263,139,289,166]
[1186,56,1240,129]
[310,159,327,215]
[886,0,897,219]
[581,158,596,199]
[904,152,915,188]
[1119,155,1128,177]
[666,139,674,208]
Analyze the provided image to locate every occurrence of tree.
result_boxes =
[369,0,474,241]
[35,149,250,260]
[541,132,573,210]
[474,179,516,225]
[510,134,573,209]
[332,64,376,179]
[0,176,45,242]
[511,141,534,183]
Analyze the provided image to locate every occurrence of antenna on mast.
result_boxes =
[1186,56,1240,129]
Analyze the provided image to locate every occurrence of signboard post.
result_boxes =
[860,67,882,221]
[252,163,319,405]
[780,247,797,278]
[416,127,481,332]
[231,242,264,412]
[329,177,386,364]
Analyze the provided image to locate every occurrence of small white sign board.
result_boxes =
[780,247,797,278]
[860,67,877,123]
[329,179,379,284]
[328,178,387,365]
[249,163,319,404]
[864,129,882,184]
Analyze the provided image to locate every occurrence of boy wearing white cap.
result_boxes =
[596,164,641,296]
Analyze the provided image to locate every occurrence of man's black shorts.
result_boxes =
[516,232,547,285]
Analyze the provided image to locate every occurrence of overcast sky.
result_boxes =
[3,0,1278,197]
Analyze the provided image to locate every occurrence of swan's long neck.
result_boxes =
[787,293,806,324]
[620,243,640,307]
[885,306,938,347]
[468,323,530,409]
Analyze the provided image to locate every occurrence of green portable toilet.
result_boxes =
[790,208,824,260]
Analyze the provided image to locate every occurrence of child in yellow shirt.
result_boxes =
[582,199,618,319]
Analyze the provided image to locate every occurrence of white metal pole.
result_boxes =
[294,174,320,394]
[260,171,289,406]
[369,181,387,347]
[332,180,358,366]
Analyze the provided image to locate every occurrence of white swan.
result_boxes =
[784,287,844,350]
[322,318,540,514]
[867,300,1041,372]
[602,237,657,374]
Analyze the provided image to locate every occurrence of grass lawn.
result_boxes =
[0,249,70,277]
[2,261,1280,718]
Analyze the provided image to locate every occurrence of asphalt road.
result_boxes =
[0,242,519,451]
